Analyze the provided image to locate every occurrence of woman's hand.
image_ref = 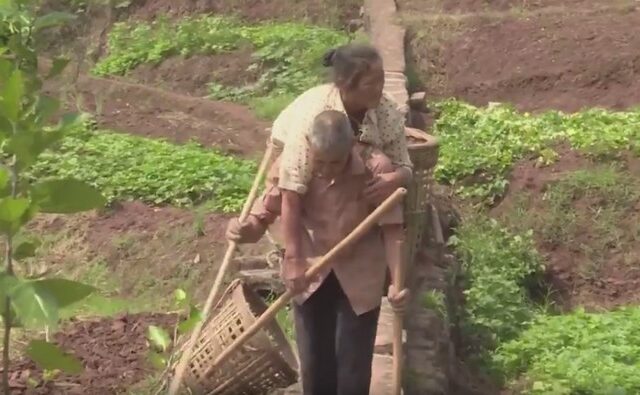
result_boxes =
[387,285,410,313]
[363,170,404,203]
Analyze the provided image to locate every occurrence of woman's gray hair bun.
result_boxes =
[322,48,337,67]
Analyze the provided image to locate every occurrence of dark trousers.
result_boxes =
[293,271,380,395]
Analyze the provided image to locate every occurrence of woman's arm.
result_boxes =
[363,96,413,201]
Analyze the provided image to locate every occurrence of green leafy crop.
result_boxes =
[93,16,349,114]
[29,126,256,211]
[450,216,544,359]
[433,101,640,202]
[494,307,640,394]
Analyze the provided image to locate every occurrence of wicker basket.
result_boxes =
[182,279,298,394]
[403,127,439,276]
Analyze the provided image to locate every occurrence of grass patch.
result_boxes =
[493,307,640,394]
[94,16,350,113]
[28,125,256,211]
[433,100,640,202]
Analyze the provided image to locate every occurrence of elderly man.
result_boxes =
[226,110,409,395]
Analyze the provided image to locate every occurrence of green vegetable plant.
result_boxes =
[93,16,350,115]
[432,100,640,203]
[29,126,257,211]
[145,288,203,392]
[493,307,640,394]
[449,216,544,368]
[0,1,106,391]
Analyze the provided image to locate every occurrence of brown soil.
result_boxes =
[402,0,605,13]
[492,148,640,310]
[5,313,176,394]
[129,49,259,97]
[125,0,361,27]
[404,2,640,112]
[31,201,272,301]
[44,72,269,158]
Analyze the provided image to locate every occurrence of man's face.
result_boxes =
[310,147,350,180]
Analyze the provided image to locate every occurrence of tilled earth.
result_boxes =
[5,313,176,394]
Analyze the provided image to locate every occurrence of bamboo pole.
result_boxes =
[205,187,407,376]
[168,144,275,395]
[392,238,407,395]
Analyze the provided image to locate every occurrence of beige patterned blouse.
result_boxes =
[270,83,413,194]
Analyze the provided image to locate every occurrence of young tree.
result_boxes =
[1,1,106,392]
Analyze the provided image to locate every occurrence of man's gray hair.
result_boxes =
[308,110,353,157]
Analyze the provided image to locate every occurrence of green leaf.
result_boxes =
[0,197,30,235]
[0,167,9,193]
[32,278,95,308]
[34,96,60,125]
[46,57,70,80]
[13,236,41,260]
[0,58,12,82]
[0,272,19,315]
[177,308,203,334]
[33,12,76,31]
[56,112,86,131]
[10,281,58,329]
[0,115,12,139]
[26,340,83,374]
[148,351,167,370]
[174,288,187,305]
[31,179,106,213]
[7,128,66,166]
[147,325,171,352]
[1,69,24,122]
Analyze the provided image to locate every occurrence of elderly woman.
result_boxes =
[270,43,413,294]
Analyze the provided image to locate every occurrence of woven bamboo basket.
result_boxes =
[403,127,439,276]
[182,279,298,394]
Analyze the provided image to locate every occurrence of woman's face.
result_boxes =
[343,59,385,110]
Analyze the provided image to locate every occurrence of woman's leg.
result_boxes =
[335,283,381,395]
[293,272,341,395]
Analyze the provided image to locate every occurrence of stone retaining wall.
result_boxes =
[363,1,454,394]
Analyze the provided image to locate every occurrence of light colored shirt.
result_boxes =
[270,83,413,194]
[250,144,404,315]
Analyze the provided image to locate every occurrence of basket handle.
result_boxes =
[205,187,408,375]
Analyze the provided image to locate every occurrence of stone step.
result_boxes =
[275,354,395,395]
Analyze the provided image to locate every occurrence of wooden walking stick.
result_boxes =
[168,143,274,395]
[205,188,407,384]
[392,239,407,395]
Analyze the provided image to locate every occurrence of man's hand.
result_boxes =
[387,284,410,314]
[225,216,266,244]
[282,254,310,295]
